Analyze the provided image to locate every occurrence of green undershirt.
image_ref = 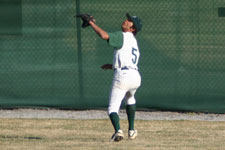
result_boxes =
[108,31,123,49]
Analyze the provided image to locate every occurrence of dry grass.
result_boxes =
[0,119,225,150]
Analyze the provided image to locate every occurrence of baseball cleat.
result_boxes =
[128,130,137,140]
[110,130,124,142]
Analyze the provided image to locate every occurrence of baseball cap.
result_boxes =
[126,13,142,32]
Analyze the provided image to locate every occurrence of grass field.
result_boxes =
[0,119,224,150]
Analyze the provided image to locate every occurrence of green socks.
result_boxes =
[109,112,120,132]
[126,104,136,130]
[109,104,136,132]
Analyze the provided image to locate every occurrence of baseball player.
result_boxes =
[77,13,142,142]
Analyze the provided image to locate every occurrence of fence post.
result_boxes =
[75,0,83,99]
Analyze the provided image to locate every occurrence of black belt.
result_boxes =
[121,66,129,70]
[114,66,137,71]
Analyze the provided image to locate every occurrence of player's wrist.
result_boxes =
[89,20,95,25]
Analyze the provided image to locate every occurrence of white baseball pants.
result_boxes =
[108,68,141,115]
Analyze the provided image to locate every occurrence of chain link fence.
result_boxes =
[0,0,225,113]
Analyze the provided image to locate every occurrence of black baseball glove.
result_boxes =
[76,14,95,28]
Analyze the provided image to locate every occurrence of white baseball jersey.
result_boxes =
[108,32,140,70]
[107,31,141,114]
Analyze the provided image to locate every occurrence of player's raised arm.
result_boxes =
[89,21,109,40]
[76,13,109,40]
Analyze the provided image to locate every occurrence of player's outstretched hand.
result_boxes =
[76,14,95,28]
[101,64,113,70]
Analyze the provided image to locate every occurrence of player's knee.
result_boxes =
[108,107,119,115]
[126,97,136,105]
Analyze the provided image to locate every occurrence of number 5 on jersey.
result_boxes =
[132,48,139,64]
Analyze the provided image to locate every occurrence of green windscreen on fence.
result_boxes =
[0,0,225,113]
[0,0,22,35]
